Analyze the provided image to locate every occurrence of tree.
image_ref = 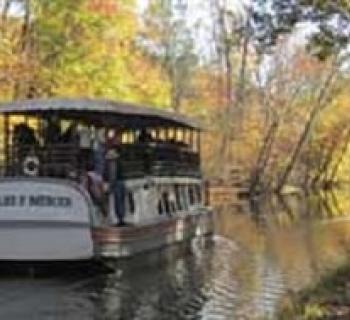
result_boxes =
[0,0,169,106]
[251,0,350,59]
[139,0,198,112]
[205,0,257,173]
[32,0,138,98]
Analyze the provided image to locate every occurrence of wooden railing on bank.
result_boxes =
[205,167,250,208]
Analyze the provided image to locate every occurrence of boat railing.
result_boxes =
[118,142,200,178]
[5,143,79,179]
[1,141,200,179]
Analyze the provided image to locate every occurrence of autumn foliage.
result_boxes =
[0,0,349,191]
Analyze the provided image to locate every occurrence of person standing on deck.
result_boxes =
[106,131,125,226]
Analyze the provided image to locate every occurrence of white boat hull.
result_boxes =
[0,222,92,261]
[0,177,213,262]
[0,178,94,261]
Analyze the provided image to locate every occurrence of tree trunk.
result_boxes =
[13,0,33,99]
[310,134,341,187]
[249,119,279,194]
[327,126,350,182]
[250,85,301,194]
[276,66,338,193]
[1,0,11,33]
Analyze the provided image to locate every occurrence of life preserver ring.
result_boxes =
[22,155,40,176]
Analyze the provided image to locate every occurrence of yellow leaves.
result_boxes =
[315,87,350,139]
[125,51,170,106]
[59,0,171,107]
[85,0,137,40]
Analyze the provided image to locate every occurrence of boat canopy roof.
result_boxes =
[0,98,201,130]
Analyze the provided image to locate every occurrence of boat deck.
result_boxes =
[92,209,214,258]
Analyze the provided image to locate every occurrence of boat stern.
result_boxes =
[0,178,94,261]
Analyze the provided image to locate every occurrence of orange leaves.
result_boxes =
[293,52,324,78]
[87,0,119,16]
[192,69,227,111]
[124,50,171,106]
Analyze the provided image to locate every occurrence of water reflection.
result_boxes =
[1,188,350,319]
[88,250,215,320]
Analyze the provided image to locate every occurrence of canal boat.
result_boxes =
[0,98,213,261]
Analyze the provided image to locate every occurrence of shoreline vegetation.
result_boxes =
[278,261,350,319]
[1,1,350,195]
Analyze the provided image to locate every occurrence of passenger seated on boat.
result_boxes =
[43,115,61,145]
[12,123,39,174]
[61,122,79,144]
[13,123,38,147]
[136,129,154,173]
[137,128,153,143]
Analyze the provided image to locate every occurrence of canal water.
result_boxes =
[1,189,350,319]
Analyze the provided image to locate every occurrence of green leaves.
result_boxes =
[252,0,350,58]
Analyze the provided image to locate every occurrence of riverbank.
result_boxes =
[278,262,350,319]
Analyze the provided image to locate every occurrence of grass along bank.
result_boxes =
[278,262,350,319]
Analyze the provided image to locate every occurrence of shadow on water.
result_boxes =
[2,188,350,319]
